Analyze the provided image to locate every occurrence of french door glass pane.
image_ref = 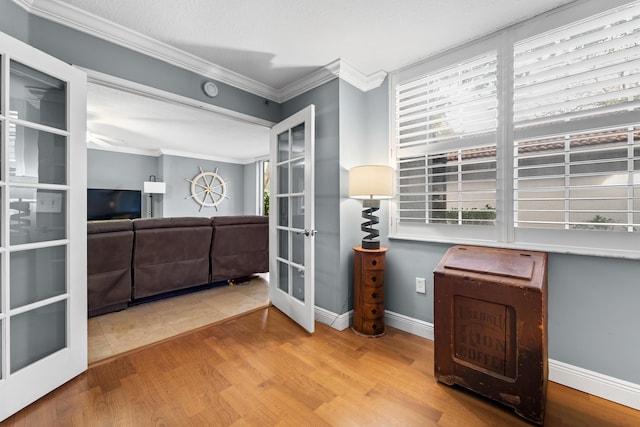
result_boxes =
[278,229,288,259]
[291,196,304,229]
[10,300,66,373]
[278,261,289,293]
[277,197,288,226]
[10,60,67,131]
[277,131,289,162]
[292,231,304,265]
[10,246,66,309]
[291,159,304,193]
[9,125,66,185]
[292,267,304,302]
[291,124,305,157]
[277,164,289,194]
[10,189,67,245]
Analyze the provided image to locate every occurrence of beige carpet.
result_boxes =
[88,275,269,365]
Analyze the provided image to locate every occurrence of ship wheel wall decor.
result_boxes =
[186,166,230,211]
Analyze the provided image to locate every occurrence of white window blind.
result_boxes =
[514,2,640,233]
[515,126,640,231]
[395,52,498,225]
[514,1,640,130]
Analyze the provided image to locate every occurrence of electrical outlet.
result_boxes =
[416,277,426,294]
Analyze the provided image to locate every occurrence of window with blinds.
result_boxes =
[391,0,640,255]
[395,52,498,226]
[513,2,640,233]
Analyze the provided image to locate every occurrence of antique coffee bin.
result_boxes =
[434,245,548,424]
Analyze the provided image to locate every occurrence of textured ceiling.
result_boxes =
[38,0,577,160]
[58,0,575,90]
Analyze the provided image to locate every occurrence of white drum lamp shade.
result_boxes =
[143,175,166,218]
[348,165,393,200]
[143,181,166,194]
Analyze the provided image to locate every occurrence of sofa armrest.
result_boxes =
[211,215,269,281]
[87,220,134,317]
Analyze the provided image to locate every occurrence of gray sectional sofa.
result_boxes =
[87,215,269,317]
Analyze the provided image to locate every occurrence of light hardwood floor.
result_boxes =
[7,305,640,426]
[88,275,270,364]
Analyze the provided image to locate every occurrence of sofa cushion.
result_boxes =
[132,217,213,299]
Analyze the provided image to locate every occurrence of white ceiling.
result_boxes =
[86,83,271,163]
[57,0,575,90]
[24,0,577,161]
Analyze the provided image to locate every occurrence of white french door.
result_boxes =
[0,32,87,420]
[269,105,316,333]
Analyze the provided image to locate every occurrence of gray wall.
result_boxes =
[282,80,342,314]
[88,150,249,217]
[338,80,387,313]
[87,149,161,217]
[0,0,29,43]
[243,162,258,215]
[87,150,159,190]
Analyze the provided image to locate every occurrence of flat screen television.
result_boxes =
[87,188,142,221]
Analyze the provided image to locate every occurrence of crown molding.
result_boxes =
[87,143,161,158]
[278,59,387,102]
[15,0,280,101]
[160,148,263,165]
[80,67,276,128]
[337,60,388,92]
[15,0,387,102]
[88,144,263,165]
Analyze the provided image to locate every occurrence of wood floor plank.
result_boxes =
[4,307,640,426]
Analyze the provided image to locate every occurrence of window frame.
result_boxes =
[389,0,640,259]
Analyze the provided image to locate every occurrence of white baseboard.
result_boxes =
[385,310,435,340]
[315,307,640,411]
[381,310,640,411]
[314,306,351,331]
[548,359,640,411]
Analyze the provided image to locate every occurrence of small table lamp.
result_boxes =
[349,165,393,249]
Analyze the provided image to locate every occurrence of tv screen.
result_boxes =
[87,188,142,221]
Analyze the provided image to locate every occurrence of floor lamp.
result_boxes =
[143,175,166,218]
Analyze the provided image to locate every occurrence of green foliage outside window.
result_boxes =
[445,204,496,225]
